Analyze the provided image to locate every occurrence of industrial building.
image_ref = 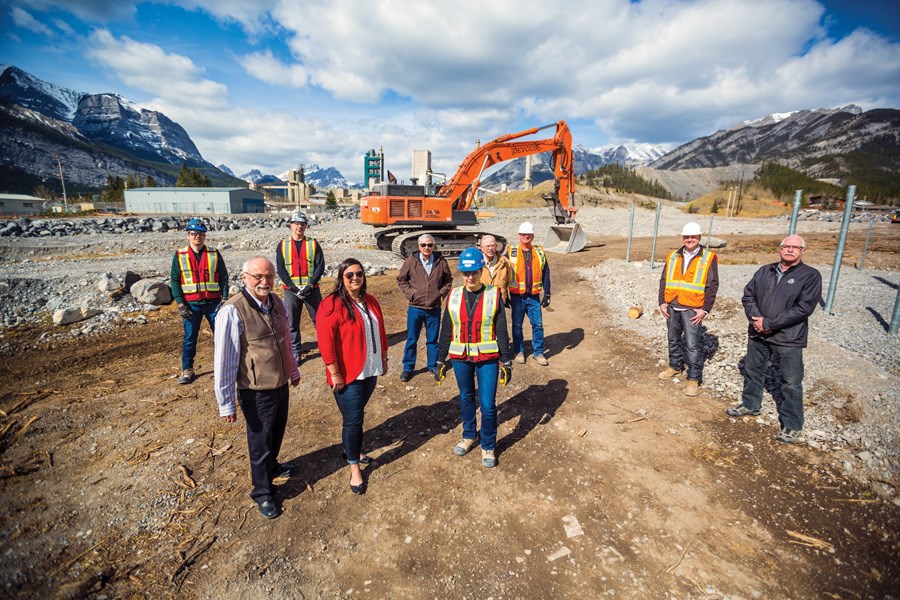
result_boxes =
[124,187,264,214]
[0,193,49,216]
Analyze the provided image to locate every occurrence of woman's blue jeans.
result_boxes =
[452,360,499,451]
[333,376,377,464]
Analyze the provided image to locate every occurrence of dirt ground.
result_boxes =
[1,232,898,599]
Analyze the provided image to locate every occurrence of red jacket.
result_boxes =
[316,293,388,385]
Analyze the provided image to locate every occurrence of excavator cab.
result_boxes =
[541,192,586,253]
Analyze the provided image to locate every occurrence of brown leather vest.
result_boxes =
[226,290,294,390]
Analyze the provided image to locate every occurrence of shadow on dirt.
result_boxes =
[277,378,570,498]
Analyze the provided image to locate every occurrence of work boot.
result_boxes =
[657,367,683,380]
[178,368,194,385]
[514,353,526,364]
[533,354,549,366]
[684,380,700,396]
[482,449,497,468]
[454,437,479,456]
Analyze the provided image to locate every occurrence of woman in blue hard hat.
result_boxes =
[434,247,512,468]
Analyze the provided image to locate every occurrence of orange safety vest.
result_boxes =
[663,248,716,308]
[281,237,318,289]
[506,244,546,295]
[177,245,221,302]
[447,286,501,362]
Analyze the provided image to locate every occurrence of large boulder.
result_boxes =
[98,272,124,294]
[53,307,103,326]
[130,280,172,305]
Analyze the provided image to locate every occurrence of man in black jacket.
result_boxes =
[726,235,822,444]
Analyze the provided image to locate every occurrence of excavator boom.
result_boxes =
[359,120,584,256]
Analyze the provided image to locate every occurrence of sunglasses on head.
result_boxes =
[344,270,365,280]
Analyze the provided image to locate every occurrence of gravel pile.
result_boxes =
[583,258,899,497]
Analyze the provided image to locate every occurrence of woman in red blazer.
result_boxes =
[316,258,388,495]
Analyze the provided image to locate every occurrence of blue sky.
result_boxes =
[1,0,898,183]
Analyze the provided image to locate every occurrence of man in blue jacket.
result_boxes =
[726,235,822,444]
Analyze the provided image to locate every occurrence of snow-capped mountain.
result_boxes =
[481,143,668,191]
[241,169,284,185]
[217,164,235,177]
[0,65,239,192]
[0,65,84,121]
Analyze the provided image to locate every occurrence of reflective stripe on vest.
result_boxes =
[177,245,221,301]
[663,249,715,308]
[282,237,317,288]
[507,244,546,295]
[447,286,500,361]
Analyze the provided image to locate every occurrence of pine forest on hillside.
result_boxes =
[752,162,843,202]
[580,164,673,200]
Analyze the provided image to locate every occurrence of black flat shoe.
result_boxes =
[258,499,279,519]
[350,480,367,495]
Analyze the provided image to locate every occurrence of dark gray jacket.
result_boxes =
[741,261,822,347]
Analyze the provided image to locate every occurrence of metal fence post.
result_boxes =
[649,202,661,270]
[824,185,856,314]
[788,189,802,235]
[859,217,874,270]
[890,283,900,335]
[706,215,715,251]
[626,202,635,263]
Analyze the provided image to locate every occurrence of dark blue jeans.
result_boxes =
[284,287,322,355]
[666,309,704,381]
[510,294,544,357]
[333,376,378,464]
[740,337,805,430]
[402,306,441,372]
[452,360,499,451]
[182,299,220,369]
[238,383,289,503]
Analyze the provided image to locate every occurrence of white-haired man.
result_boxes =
[214,257,300,519]
[396,233,453,382]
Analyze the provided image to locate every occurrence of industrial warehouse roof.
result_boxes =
[127,187,254,192]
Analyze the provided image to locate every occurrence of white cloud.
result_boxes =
[84,29,228,109]
[52,18,75,35]
[237,50,308,88]
[11,6,54,36]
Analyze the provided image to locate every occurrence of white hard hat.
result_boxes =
[681,222,702,236]
[289,210,308,224]
[518,221,535,234]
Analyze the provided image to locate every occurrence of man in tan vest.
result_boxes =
[214,256,300,519]
[479,235,512,306]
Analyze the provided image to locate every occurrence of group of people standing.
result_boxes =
[169,214,552,518]
[169,213,821,519]
[657,222,822,445]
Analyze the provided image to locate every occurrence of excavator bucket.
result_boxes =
[543,223,586,253]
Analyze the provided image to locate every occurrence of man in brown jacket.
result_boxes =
[397,234,453,382]
[479,234,512,305]
[214,256,300,519]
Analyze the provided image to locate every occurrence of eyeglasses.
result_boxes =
[419,243,434,248]
[245,273,275,281]
[780,245,804,251]
[344,270,365,280]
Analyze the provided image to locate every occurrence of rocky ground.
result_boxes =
[0,203,898,598]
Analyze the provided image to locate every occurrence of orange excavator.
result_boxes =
[360,120,586,257]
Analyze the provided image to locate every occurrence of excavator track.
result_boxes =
[380,229,507,259]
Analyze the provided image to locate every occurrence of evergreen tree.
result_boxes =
[325,190,337,208]
[177,163,190,187]
[145,175,156,187]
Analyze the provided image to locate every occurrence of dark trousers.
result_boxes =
[740,338,805,430]
[238,383,289,503]
[284,287,322,355]
[333,376,378,464]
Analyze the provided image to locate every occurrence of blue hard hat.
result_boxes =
[185,218,207,232]
[458,247,485,272]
